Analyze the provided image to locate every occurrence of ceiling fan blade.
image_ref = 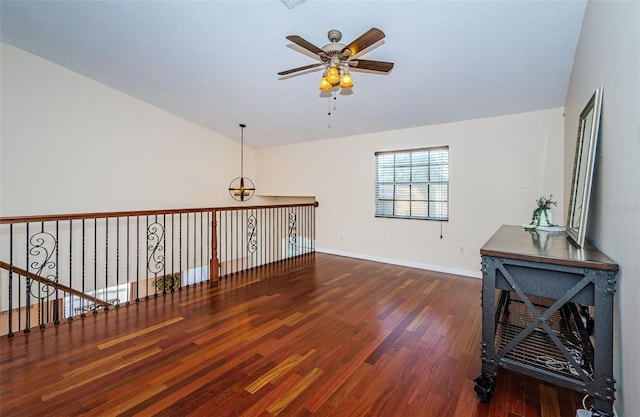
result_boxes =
[286,35,327,57]
[349,59,394,73]
[278,62,323,76]
[343,27,386,56]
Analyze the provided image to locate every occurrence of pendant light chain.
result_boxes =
[327,93,338,128]
[240,123,245,178]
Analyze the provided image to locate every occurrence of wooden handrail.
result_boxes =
[0,202,318,224]
[0,261,110,308]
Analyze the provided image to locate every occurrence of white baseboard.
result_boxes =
[316,247,482,279]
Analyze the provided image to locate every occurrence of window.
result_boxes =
[64,282,130,316]
[375,146,449,220]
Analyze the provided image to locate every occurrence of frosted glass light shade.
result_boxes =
[326,67,340,84]
[340,72,353,88]
[319,76,332,91]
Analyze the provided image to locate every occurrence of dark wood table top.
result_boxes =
[480,225,618,271]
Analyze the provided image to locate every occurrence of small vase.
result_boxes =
[538,210,553,227]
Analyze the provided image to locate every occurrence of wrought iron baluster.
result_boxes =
[179,213,183,287]
[8,224,14,337]
[67,220,73,320]
[116,217,120,307]
[81,219,86,317]
[231,211,234,275]
[247,212,258,259]
[136,216,140,302]
[27,222,58,328]
[24,222,31,333]
[191,212,195,283]
[126,216,130,305]
[104,218,109,310]
[288,211,297,248]
[200,212,203,282]
[206,211,211,281]
[163,214,167,293]
[147,215,165,298]
[93,218,97,313]
[171,213,176,291]
[54,220,59,324]
[186,213,190,285]
[273,208,276,262]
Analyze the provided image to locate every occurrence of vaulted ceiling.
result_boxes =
[0,1,586,147]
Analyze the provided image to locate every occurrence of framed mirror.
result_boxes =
[566,86,603,247]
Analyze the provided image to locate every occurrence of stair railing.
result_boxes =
[0,202,317,337]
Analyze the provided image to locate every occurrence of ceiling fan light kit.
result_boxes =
[279,28,394,92]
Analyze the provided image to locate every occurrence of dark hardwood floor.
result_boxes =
[0,253,583,416]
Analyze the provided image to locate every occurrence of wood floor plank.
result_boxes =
[0,253,584,417]
[96,316,184,349]
[41,347,163,401]
[246,350,315,394]
[540,383,561,417]
[266,367,324,415]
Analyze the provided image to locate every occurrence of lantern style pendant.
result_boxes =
[228,123,255,201]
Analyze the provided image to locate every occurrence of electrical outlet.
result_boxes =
[459,245,464,254]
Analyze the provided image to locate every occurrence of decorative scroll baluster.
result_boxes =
[248,214,257,254]
[288,212,297,246]
[28,223,58,328]
[147,221,166,276]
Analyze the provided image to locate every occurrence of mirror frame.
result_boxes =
[566,86,603,247]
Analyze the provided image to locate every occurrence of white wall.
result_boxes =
[0,43,259,217]
[563,2,640,416]
[257,108,565,277]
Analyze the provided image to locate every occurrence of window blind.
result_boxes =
[375,146,449,220]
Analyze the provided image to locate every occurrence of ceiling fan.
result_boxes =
[278,28,394,90]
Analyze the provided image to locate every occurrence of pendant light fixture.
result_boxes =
[228,123,255,201]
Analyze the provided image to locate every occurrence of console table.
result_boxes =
[474,225,618,416]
